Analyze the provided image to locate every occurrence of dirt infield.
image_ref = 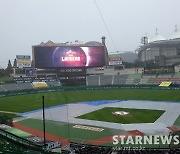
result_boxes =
[13,122,69,147]
[167,126,180,132]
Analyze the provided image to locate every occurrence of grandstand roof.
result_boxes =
[149,28,166,42]
[170,25,180,40]
[85,41,103,46]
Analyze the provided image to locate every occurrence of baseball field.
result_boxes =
[0,88,180,147]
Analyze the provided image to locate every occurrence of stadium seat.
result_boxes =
[0,85,6,92]
[46,81,62,87]
[100,75,113,86]
[86,75,99,86]
[17,83,34,90]
[2,83,20,91]
[113,75,128,85]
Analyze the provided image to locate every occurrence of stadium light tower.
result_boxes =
[141,36,148,68]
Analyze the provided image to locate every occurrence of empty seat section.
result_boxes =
[46,81,61,87]
[127,74,141,84]
[143,74,157,78]
[0,85,6,91]
[125,79,133,84]
[133,78,141,84]
[100,75,113,85]
[86,76,99,86]
[139,78,148,84]
[157,74,172,78]
[2,83,20,91]
[17,83,34,90]
[147,78,155,84]
[173,72,180,78]
[113,75,128,85]
[153,78,171,84]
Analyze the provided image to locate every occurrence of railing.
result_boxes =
[0,128,46,151]
[0,84,180,98]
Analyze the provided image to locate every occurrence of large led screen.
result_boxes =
[33,46,105,68]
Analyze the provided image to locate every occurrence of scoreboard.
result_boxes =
[32,46,105,68]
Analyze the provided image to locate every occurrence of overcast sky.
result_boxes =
[0,0,180,68]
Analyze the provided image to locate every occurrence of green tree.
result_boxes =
[0,114,13,126]
[13,58,17,68]
[7,59,12,68]
[0,69,5,76]
[5,60,13,76]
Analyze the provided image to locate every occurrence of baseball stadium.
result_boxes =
[0,37,180,154]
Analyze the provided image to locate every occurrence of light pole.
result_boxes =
[42,95,46,146]
[141,36,148,68]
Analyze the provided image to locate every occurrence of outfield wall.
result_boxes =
[0,85,180,98]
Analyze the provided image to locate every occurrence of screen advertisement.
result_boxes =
[108,57,122,66]
[33,46,105,68]
[16,55,31,68]
[25,69,37,76]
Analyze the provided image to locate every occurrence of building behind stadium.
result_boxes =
[136,26,180,66]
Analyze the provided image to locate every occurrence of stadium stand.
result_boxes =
[0,85,6,92]
[0,138,30,153]
[139,78,148,84]
[147,78,155,84]
[157,74,173,78]
[2,83,20,91]
[133,78,141,84]
[17,83,34,90]
[46,81,62,87]
[100,75,113,86]
[113,74,128,85]
[2,71,180,90]
[125,78,134,85]
[70,143,112,154]
[86,75,99,86]
[174,72,180,78]
[173,72,180,78]
[153,78,180,85]
[143,74,157,78]
[126,74,141,85]
[128,74,141,80]
[139,77,155,85]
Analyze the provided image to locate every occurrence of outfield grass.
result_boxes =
[77,107,165,124]
[0,89,180,113]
